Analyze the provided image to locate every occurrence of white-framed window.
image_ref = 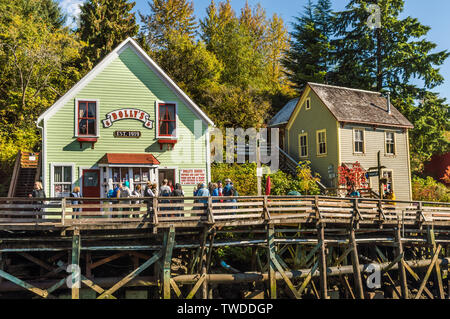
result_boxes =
[305,98,311,110]
[385,131,395,155]
[354,129,365,154]
[298,133,308,157]
[382,170,394,193]
[316,129,327,156]
[74,99,100,137]
[156,101,177,139]
[50,163,75,197]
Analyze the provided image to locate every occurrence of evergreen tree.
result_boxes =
[78,0,139,67]
[331,0,449,97]
[283,0,333,90]
[139,0,197,53]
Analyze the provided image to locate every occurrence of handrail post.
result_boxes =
[263,195,271,221]
[207,196,214,224]
[61,197,66,226]
[417,201,424,228]
[314,195,320,224]
[152,197,159,225]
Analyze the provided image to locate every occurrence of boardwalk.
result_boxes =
[0,196,448,299]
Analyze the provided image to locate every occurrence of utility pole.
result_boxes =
[378,151,383,200]
[369,151,385,199]
[257,137,262,196]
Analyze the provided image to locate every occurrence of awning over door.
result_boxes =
[99,153,160,166]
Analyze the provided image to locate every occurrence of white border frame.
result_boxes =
[74,99,100,138]
[50,163,75,198]
[155,100,178,139]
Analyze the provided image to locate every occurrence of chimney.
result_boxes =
[386,92,391,115]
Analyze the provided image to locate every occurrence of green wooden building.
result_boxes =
[36,38,213,198]
[269,83,414,200]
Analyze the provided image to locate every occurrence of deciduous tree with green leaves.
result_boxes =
[0,0,83,195]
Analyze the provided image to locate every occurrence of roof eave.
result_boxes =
[37,37,215,127]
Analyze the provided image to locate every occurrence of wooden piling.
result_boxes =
[349,227,364,299]
[163,226,175,299]
[267,224,277,299]
[71,229,80,299]
[318,224,328,299]
[395,227,409,299]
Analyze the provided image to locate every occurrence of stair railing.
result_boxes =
[276,145,328,194]
[7,151,22,197]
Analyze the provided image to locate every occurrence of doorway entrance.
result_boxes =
[82,169,100,197]
[158,169,176,188]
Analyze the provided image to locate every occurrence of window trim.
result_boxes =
[381,169,395,193]
[156,101,178,139]
[353,128,365,154]
[74,99,100,138]
[298,133,308,158]
[316,129,327,157]
[50,163,75,198]
[385,131,396,156]
[304,97,311,110]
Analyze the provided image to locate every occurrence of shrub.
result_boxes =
[412,176,450,202]
[211,161,320,196]
[211,162,257,195]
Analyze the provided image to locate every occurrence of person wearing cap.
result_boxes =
[195,183,210,203]
[119,181,131,215]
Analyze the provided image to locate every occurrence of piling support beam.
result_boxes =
[428,227,445,299]
[267,224,277,299]
[71,229,81,300]
[349,226,364,299]
[318,224,328,299]
[163,225,175,299]
[395,227,409,299]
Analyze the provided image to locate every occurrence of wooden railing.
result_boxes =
[0,196,449,230]
[7,152,21,197]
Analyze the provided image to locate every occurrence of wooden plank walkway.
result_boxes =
[0,196,449,231]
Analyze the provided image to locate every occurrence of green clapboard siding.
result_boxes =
[45,46,208,196]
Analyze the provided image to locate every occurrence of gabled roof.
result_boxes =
[307,83,413,129]
[268,98,299,127]
[37,37,214,126]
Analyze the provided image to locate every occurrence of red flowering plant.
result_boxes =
[441,166,450,185]
[338,162,367,190]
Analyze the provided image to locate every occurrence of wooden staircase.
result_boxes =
[277,146,328,194]
[8,151,41,197]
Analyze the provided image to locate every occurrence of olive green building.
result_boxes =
[269,83,414,200]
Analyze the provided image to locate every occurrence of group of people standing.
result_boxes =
[193,178,238,203]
